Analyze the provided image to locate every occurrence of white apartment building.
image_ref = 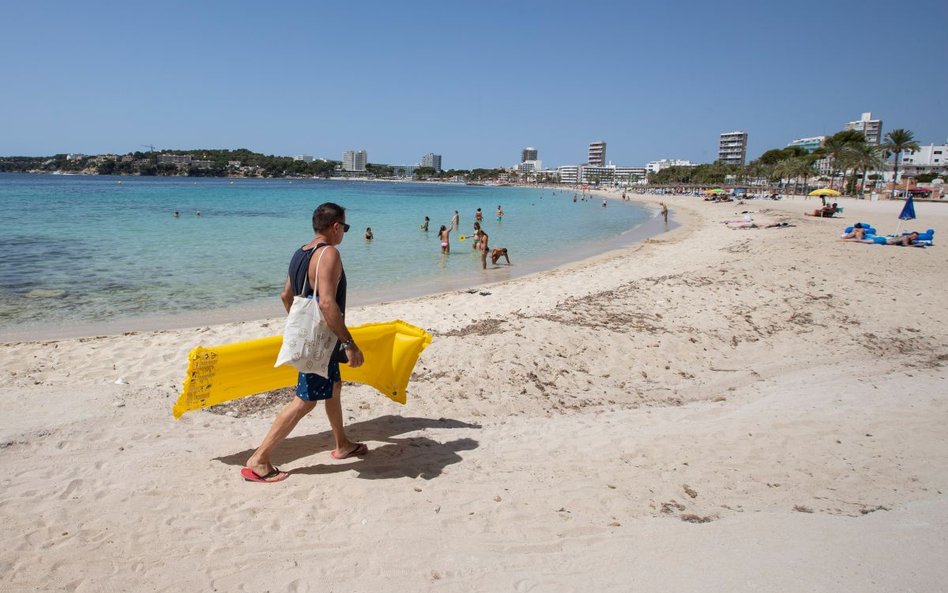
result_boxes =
[587,141,606,166]
[646,159,696,174]
[845,112,883,145]
[557,165,579,184]
[294,155,315,162]
[517,159,543,173]
[613,166,647,183]
[421,153,442,172]
[157,154,192,165]
[900,143,948,177]
[342,150,367,172]
[718,131,748,165]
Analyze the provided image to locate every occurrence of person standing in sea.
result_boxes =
[439,224,451,254]
[452,210,460,230]
[242,202,366,483]
[476,229,489,270]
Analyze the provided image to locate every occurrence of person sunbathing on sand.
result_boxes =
[885,232,921,246]
[806,203,838,217]
[840,223,867,240]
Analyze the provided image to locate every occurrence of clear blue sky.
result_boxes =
[2,0,945,169]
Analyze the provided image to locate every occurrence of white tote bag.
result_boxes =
[274,247,337,377]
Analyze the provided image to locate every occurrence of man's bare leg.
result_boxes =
[323,382,361,456]
[246,397,317,479]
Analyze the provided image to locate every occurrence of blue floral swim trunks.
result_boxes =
[296,360,341,401]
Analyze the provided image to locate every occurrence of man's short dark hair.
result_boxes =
[312,202,346,233]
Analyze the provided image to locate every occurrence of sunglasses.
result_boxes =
[337,222,350,233]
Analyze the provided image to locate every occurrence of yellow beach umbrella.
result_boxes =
[809,188,841,196]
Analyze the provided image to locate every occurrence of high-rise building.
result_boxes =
[587,141,606,166]
[521,147,538,162]
[421,152,442,172]
[718,131,748,166]
[342,150,367,172]
[845,112,883,145]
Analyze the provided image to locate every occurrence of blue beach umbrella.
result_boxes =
[895,195,916,235]
[899,195,916,220]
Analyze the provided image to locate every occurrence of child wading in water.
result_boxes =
[439,225,450,254]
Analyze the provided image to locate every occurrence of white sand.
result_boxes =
[2,193,947,592]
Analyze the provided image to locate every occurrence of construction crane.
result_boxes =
[141,144,156,152]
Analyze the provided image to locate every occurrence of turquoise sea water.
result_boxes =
[0,174,658,337]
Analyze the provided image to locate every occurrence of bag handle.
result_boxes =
[298,246,328,298]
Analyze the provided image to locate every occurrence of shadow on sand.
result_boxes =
[215,415,481,481]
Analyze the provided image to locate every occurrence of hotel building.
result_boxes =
[646,159,697,174]
[522,147,538,162]
[557,165,579,184]
[900,143,948,178]
[421,153,442,172]
[342,150,367,172]
[787,136,826,154]
[718,131,748,166]
[587,141,606,167]
[845,112,883,145]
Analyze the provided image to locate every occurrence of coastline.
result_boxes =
[0,188,666,342]
[2,192,947,591]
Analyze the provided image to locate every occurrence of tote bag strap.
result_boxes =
[298,245,329,297]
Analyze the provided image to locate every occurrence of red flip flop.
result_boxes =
[331,443,368,460]
[241,466,289,483]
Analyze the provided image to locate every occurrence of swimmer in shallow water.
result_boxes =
[491,247,510,265]
[439,225,450,254]
[364,227,373,240]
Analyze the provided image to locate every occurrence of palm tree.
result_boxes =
[790,157,816,195]
[844,144,885,195]
[820,130,867,193]
[773,158,795,192]
[882,129,921,197]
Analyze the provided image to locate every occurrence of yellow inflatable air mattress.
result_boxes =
[173,320,432,419]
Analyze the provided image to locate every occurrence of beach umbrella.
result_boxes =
[896,194,916,234]
[808,188,840,196]
[704,188,725,194]
[899,195,916,220]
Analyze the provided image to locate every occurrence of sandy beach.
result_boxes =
[2,192,947,592]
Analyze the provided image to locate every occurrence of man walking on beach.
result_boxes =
[242,202,366,483]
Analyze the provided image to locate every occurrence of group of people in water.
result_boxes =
[361,205,511,269]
